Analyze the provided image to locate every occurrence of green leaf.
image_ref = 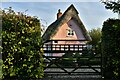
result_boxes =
[18,41,21,44]
[23,64,27,67]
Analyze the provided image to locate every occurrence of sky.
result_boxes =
[1,0,106,2]
[1,1,118,30]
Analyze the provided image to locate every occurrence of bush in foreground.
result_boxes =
[102,19,120,79]
[2,7,44,79]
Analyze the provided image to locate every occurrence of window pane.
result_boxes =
[68,33,70,35]
[67,29,74,36]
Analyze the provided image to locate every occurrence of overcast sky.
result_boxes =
[2,1,118,30]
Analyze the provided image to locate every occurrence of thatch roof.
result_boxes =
[42,4,91,43]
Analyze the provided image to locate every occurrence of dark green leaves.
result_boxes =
[102,1,120,13]
[102,19,120,79]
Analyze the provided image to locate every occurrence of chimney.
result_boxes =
[57,9,62,19]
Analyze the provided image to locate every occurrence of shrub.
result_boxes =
[2,7,44,79]
[0,59,2,78]
[102,19,120,79]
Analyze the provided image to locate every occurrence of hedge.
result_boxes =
[2,7,44,79]
[102,19,120,80]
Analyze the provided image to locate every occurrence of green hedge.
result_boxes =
[0,59,2,78]
[2,7,44,79]
[102,19,120,79]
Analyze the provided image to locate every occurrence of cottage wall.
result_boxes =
[51,19,85,44]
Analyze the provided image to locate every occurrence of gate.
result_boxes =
[42,43,102,76]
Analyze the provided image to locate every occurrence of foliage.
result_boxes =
[61,52,75,67]
[102,18,120,79]
[0,59,2,78]
[102,0,120,13]
[87,28,102,56]
[88,28,102,47]
[0,9,1,78]
[2,7,44,79]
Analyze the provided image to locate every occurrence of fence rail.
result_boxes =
[43,55,102,75]
[42,43,102,76]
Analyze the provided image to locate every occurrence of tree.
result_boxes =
[87,28,102,57]
[102,0,120,79]
[88,28,102,47]
[2,7,44,79]
[102,19,120,80]
[102,0,120,13]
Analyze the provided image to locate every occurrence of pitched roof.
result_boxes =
[42,4,91,43]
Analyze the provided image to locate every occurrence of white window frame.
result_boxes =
[67,29,75,36]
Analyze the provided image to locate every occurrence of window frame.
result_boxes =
[67,29,75,36]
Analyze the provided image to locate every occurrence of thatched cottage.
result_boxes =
[42,4,91,56]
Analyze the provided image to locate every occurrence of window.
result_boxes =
[53,41,58,43]
[67,29,74,36]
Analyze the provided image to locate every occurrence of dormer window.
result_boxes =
[67,29,74,36]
